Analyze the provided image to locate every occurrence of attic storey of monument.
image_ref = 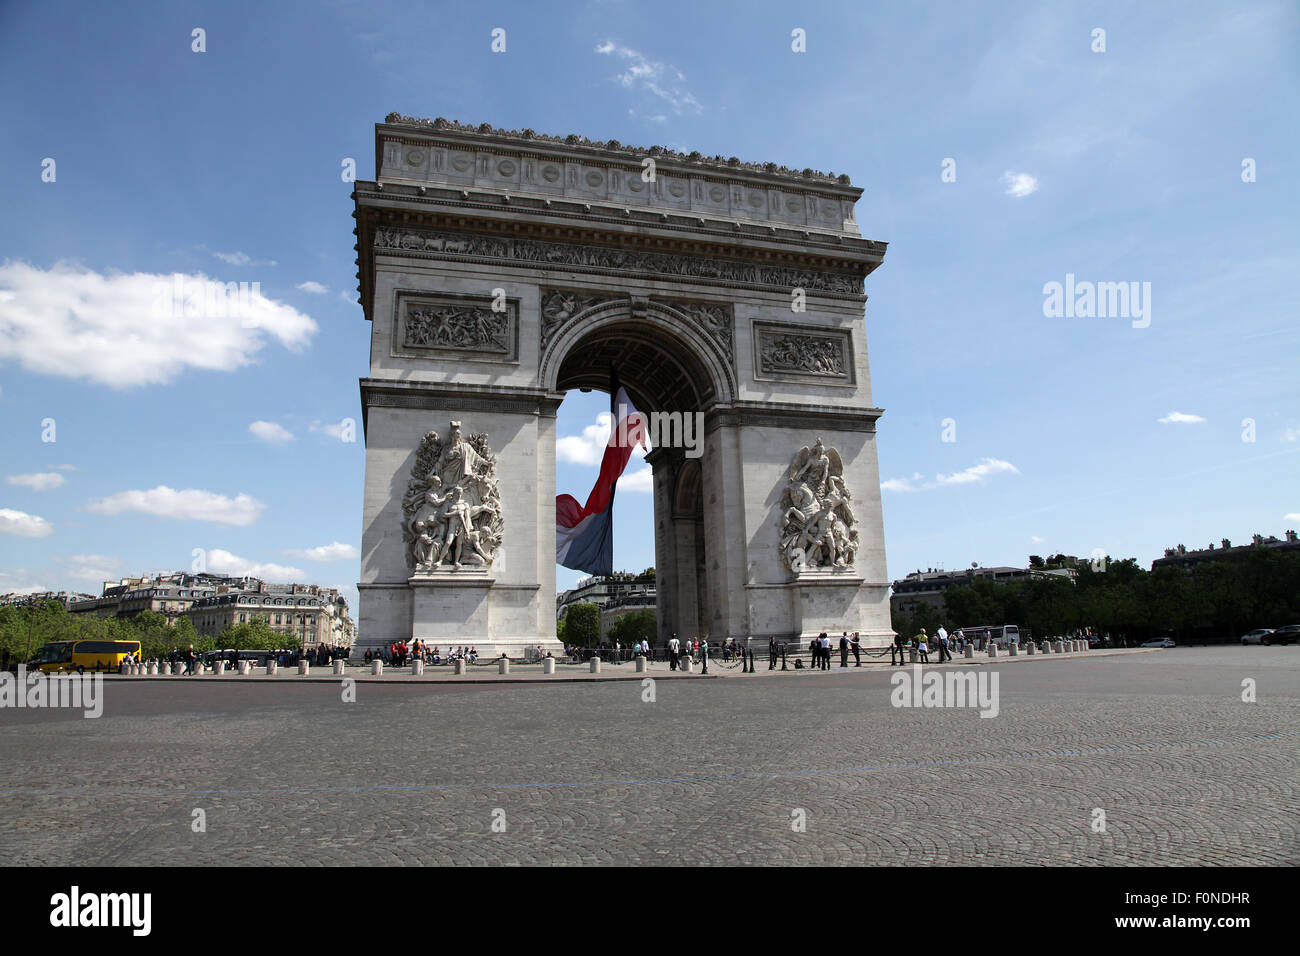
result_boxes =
[351,115,890,657]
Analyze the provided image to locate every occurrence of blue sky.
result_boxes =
[1,0,1297,612]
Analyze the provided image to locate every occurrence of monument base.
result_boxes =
[404,572,562,659]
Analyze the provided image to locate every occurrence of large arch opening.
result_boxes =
[549,307,729,646]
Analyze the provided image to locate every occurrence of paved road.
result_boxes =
[0,646,1295,865]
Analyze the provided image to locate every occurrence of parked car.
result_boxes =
[1259,625,1297,646]
[1139,638,1175,648]
[1240,629,1276,646]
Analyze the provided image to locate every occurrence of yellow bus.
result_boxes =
[32,640,142,674]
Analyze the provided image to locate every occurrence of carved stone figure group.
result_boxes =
[779,438,859,572]
[402,422,503,572]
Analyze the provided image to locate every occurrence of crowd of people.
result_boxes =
[891,626,969,665]
[363,641,480,666]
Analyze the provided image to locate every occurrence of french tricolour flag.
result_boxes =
[556,386,647,576]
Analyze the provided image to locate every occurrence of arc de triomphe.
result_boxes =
[352,114,890,657]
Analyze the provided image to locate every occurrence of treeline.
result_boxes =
[0,602,301,667]
[891,549,1300,644]
[555,604,657,646]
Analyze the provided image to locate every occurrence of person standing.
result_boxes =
[937,626,952,662]
[850,632,861,667]
[699,639,709,674]
[839,632,850,669]
[915,628,930,664]
[891,631,906,666]
[668,633,681,671]
[768,637,779,670]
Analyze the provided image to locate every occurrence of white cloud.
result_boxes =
[557,411,650,468]
[881,461,1018,492]
[284,541,360,562]
[249,420,294,444]
[309,420,353,441]
[338,290,356,304]
[65,554,122,582]
[934,458,1020,486]
[557,412,614,466]
[0,574,48,595]
[213,251,250,265]
[1282,427,1299,442]
[205,548,304,582]
[0,508,53,537]
[0,262,318,388]
[55,464,76,471]
[618,467,653,494]
[880,478,916,493]
[296,281,328,294]
[6,472,66,491]
[1285,513,1300,521]
[1158,411,1206,424]
[84,486,265,526]
[1001,171,1039,198]
[595,41,703,115]
[1031,535,1044,544]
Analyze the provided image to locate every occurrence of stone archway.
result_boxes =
[350,114,892,657]
[546,303,728,642]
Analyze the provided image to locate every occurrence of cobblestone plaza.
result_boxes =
[0,646,1295,866]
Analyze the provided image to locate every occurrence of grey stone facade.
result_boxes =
[353,115,891,654]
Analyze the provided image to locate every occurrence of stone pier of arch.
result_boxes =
[351,115,892,658]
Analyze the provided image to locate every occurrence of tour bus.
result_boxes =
[959,625,1021,647]
[32,640,143,674]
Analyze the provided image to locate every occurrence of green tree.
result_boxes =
[608,609,657,644]
[563,603,599,646]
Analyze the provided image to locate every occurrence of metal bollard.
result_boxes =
[1026,642,1036,655]
[1008,644,1018,656]
[146,662,158,675]
[371,660,383,676]
[1053,641,1064,654]
[988,644,998,657]
[635,655,647,673]
[298,660,309,676]
[412,659,424,676]
[266,661,278,676]
[453,659,466,675]
[681,657,693,673]
[333,659,345,676]
[498,658,510,675]
[589,657,601,674]
[963,645,974,659]
[239,660,252,675]
[214,661,226,675]
[542,657,555,674]
[909,647,918,663]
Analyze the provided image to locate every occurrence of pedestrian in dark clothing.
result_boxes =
[851,632,861,666]
[768,637,778,670]
[700,640,709,674]
[891,632,907,666]
[839,633,850,668]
